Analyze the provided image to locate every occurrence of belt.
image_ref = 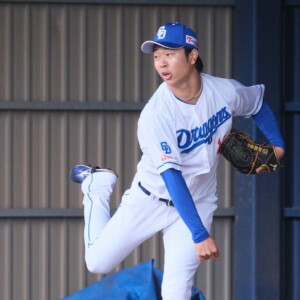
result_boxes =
[138,182,174,207]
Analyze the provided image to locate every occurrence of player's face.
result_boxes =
[153,47,197,88]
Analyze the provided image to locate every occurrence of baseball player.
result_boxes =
[70,22,285,299]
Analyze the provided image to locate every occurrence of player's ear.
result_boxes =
[189,49,199,65]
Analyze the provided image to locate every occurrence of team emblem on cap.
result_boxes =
[157,26,167,39]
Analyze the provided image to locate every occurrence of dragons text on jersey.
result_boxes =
[177,107,231,154]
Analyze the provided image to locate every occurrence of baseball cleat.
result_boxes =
[70,164,117,184]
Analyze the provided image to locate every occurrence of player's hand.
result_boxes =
[195,237,220,262]
[256,146,285,174]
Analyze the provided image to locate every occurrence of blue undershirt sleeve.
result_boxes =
[161,168,209,243]
[252,102,285,149]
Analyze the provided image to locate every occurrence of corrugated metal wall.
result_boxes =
[282,2,300,300]
[0,2,233,300]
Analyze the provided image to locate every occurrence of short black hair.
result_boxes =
[184,47,204,73]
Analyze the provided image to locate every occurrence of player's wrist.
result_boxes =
[192,230,210,243]
[274,146,285,160]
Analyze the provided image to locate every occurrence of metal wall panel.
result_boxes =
[282,4,300,300]
[0,3,233,300]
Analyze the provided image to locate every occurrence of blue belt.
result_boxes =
[138,182,174,207]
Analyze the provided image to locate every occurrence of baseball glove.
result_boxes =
[219,129,281,175]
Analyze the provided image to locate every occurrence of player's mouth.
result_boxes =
[161,72,172,81]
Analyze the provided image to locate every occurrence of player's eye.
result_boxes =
[153,54,159,60]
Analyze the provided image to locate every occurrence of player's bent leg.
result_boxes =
[83,182,167,274]
[81,170,118,254]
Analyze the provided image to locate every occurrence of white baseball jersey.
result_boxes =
[134,73,264,201]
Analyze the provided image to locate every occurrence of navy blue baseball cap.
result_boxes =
[141,22,198,53]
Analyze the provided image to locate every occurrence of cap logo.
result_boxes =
[186,35,198,48]
[157,26,167,40]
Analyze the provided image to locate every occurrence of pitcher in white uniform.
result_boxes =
[70,22,285,299]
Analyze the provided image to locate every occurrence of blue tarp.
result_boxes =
[64,259,205,300]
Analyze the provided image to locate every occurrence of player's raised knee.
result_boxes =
[85,255,115,274]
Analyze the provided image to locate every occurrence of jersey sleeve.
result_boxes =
[138,111,181,174]
[252,101,285,148]
[228,79,265,118]
[161,168,209,243]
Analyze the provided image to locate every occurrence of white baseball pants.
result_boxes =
[81,171,217,300]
